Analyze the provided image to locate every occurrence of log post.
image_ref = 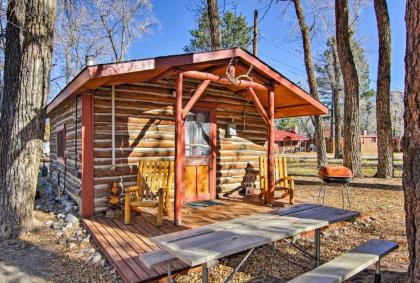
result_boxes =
[174,73,185,225]
[81,94,94,217]
[267,88,275,204]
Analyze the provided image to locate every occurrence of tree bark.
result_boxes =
[293,0,327,167]
[335,0,362,177]
[330,39,343,159]
[207,0,222,50]
[374,0,393,178]
[403,1,420,281]
[0,0,56,240]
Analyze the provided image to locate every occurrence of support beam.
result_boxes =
[183,70,269,91]
[267,89,275,204]
[246,87,269,125]
[149,67,177,83]
[182,79,211,118]
[174,73,185,225]
[81,94,94,217]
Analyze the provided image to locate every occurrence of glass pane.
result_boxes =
[184,110,211,157]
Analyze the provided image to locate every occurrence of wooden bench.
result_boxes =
[259,156,295,204]
[288,239,398,283]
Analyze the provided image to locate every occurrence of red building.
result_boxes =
[275,130,309,153]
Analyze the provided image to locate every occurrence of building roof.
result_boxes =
[47,48,328,118]
[275,130,308,141]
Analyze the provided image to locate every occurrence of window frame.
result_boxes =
[56,124,66,163]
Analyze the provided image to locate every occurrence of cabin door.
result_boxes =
[184,108,215,202]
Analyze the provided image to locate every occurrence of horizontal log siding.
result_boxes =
[93,80,267,213]
[49,96,82,208]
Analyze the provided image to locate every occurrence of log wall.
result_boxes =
[49,96,82,208]
[92,79,268,213]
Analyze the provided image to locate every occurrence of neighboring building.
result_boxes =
[325,130,402,154]
[46,48,327,218]
[274,130,309,153]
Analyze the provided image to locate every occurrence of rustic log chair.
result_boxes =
[124,160,174,226]
[259,156,295,204]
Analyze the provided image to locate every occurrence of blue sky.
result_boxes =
[129,0,406,92]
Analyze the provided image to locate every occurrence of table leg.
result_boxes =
[374,261,381,283]
[224,247,255,283]
[315,228,321,267]
[202,263,208,283]
[167,263,172,283]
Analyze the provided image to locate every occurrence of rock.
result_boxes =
[73,205,79,211]
[57,213,66,219]
[100,259,106,267]
[69,243,77,249]
[45,220,54,228]
[56,231,64,237]
[65,213,79,224]
[64,206,73,213]
[76,250,85,258]
[35,204,42,210]
[76,230,84,238]
[91,252,102,263]
[53,222,62,229]
[64,222,73,230]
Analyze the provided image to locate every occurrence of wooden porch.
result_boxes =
[83,199,281,283]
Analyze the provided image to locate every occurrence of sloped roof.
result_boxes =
[275,130,308,141]
[47,48,328,118]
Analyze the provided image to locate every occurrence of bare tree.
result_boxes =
[52,0,108,95]
[292,0,328,167]
[335,0,362,177]
[94,0,157,62]
[328,38,343,158]
[207,0,222,49]
[0,0,56,240]
[374,0,393,178]
[403,1,420,281]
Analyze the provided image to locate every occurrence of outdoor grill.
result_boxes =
[318,165,353,209]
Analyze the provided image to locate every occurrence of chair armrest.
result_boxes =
[125,186,139,193]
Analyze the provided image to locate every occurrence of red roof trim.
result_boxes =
[47,48,328,115]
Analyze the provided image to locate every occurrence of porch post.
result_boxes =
[267,88,275,204]
[81,94,94,217]
[174,73,185,225]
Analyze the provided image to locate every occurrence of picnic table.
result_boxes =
[142,204,360,283]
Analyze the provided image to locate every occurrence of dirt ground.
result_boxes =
[0,176,407,283]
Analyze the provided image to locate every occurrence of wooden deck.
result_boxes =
[82,199,277,283]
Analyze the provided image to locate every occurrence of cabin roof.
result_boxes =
[275,130,308,141]
[47,48,328,118]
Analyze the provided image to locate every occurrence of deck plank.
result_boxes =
[83,218,140,283]
[99,217,161,279]
[92,217,150,281]
[110,218,168,275]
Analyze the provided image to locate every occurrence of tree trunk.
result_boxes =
[335,0,362,177]
[293,0,327,167]
[207,0,222,50]
[0,0,56,240]
[374,0,393,178]
[403,1,420,281]
[330,39,343,159]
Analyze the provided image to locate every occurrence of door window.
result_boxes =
[185,110,211,157]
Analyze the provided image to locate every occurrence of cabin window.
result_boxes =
[56,125,66,161]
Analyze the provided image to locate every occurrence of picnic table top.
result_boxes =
[150,204,360,267]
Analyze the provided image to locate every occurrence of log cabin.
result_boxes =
[47,48,327,224]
